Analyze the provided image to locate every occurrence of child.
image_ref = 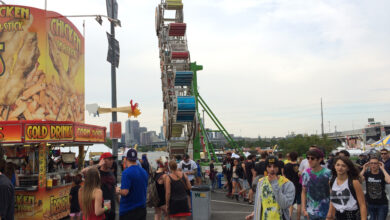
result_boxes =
[69,174,82,220]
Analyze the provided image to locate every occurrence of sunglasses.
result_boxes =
[381,153,388,155]
[307,156,318,161]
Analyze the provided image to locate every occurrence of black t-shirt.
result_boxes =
[255,161,266,177]
[364,171,388,205]
[284,163,301,192]
[223,158,233,175]
[278,160,284,175]
[245,161,254,180]
[99,169,116,208]
[0,174,14,220]
[70,185,81,213]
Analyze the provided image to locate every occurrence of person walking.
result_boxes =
[4,162,19,187]
[165,160,192,220]
[118,149,148,220]
[141,154,150,174]
[82,152,117,220]
[360,155,390,220]
[283,151,302,220]
[69,174,82,220]
[245,155,295,220]
[245,155,256,204]
[327,156,367,220]
[154,158,168,220]
[222,152,234,197]
[209,159,217,192]
[178,154,197,186]
[232,158,243,201]
[0,159,14,220]
[302,149,332,220]
[195,160,202,185]
[380,148,390,212]
[79,168,111,220]
[299,145,319,174]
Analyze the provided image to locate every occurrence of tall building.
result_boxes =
[125,120,140,146]
[140,131,159,145]
[159,126,165,140]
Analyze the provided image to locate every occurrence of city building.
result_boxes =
[125,120,140,146]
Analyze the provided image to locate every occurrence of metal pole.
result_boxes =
[110,0,119,181]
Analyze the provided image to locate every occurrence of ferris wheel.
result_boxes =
[155,0,244,161]
[155,0,197,158]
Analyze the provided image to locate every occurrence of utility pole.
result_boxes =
[110,2,118,165]
[321,98,324,137]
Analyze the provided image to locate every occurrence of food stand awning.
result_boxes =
[0,120,106,144]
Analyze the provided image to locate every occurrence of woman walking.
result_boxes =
[154,158,169,220]
[79,168,111,220]
[165,160,192,220]
[232,158,243,201]
[326,156,367,220]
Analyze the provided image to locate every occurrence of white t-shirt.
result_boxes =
[330,178,358,213]
[299,158,326,174]
[178,160,197,181]
[299,159,309,174]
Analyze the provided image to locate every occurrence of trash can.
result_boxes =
[192,185,211,220]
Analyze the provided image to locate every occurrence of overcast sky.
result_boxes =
[11,0,390,137]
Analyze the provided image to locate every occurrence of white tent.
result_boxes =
[63,144,112,159]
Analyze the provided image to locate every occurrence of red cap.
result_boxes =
[100,152,114,160]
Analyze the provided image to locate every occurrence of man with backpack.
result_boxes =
[360,156,390,220]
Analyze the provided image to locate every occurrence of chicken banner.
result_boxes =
[0,5,85,122]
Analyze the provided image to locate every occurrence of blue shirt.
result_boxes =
[119,165,148,216]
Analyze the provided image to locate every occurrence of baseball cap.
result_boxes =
[127,148,138,161]
[265,155,279,167]
[100,152,115,161]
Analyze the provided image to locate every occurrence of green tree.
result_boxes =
[104,137,112,149]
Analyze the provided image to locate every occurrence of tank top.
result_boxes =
[168,174,190,215]
[154,172,166,206]
[330,178,358,213]
[83,199,105,220]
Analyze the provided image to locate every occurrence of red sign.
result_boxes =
[110,122,122,139]
[0,124,23,143]
[74,125,105,143]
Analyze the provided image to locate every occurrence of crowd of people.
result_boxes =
[3,145,390,220]
[225,146,390,220]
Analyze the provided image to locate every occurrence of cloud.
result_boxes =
[10,0,390,137]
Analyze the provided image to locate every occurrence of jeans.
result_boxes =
[210,178,216,191]
[368,204,388,220]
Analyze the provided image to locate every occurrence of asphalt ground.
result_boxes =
[145,189,253,220]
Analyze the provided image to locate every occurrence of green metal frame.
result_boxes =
[189,62,243,163]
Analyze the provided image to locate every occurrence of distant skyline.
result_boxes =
[10,0,390,137]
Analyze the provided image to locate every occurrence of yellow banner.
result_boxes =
[0,5,85,122]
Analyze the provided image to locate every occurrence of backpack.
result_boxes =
[329,176,358,203]
[146,172,160,208]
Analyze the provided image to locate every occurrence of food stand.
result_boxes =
[0,120,106,220]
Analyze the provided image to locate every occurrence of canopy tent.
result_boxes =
[371,134,390,147]
[64,144,112,159]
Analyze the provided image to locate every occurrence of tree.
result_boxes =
[104,137,112,149]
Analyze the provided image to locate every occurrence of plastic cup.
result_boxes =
[104,200,111,206]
